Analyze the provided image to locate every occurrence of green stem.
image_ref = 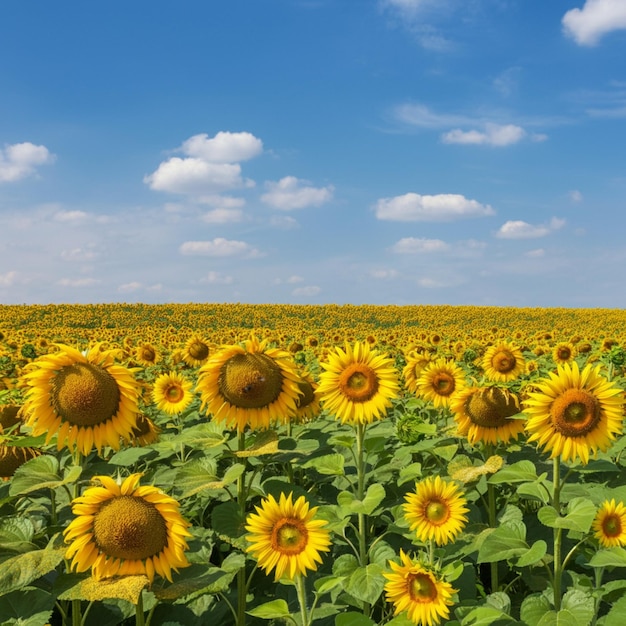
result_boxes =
[552,456,563,611]
[592,566,604,626]
[428,538,435,567]
[487,479,499,593]
[237,430,248,626]
[135,592,145,626]
[296,574,309,626]
[71,600,81,626]
[355,422,371,617]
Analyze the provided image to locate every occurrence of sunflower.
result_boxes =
[402,351,432,394]
[552,342,577,365]
[482,342,525,382]
[416,359,466,409]
[20,344,140,455]
[592,499,626,548]
[0,445,41,480]
[64,473,191,583]
[135,343,159,367]
[196,335,302,432]
[129,414,160,446]
[384,550,456,626]
[317,341,399,425]
[450,386,524,446]
[291,370,321,423]
[403,476,469,546]
[183,335,212,367]
[245,492,331,581]
[524,362,624,464]
[0,404,22,434]
[152,371,194,415]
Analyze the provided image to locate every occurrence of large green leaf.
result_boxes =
[537,498,596,533]
[0,517,36,553]
[589,546,626,568]
[536,610,582,626]
[461,606,518,625]
[516,540,547,567]
[344,563,385,604]
[246,599,291,619]
[335,612,377,626]
[0,587,54,625]
[107,446,156,466]
[521,595,552,626]
[477,523,528,563]
[561,589,594,626]
[602,594,626,626]
[9,455,80,496]
[337,483,385,516]
[303,453,346,476]
[0,544,65,596]
[489,460,540,484]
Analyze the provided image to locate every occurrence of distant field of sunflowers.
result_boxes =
[2,303,626,626]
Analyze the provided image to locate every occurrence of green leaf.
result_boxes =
[602,594,626,626]
[303,453,345,476]
[397,462,422,486]
[107,446,156,466]
[385,615,416,626]
[0,517,36,553]
[174,457,219,498]
[487,592,511,614]
[211,502,244,540]
[489,460,539,484]
[536,610,580,626]
[517,481,551,505]
[368,540,396,567]
[433,444,458,461]
[8,455,63,496]
[332,554,359,578]
[516,540,548,567]
[477,523,528,563]
[335,612,377,626]
[561,589,594,626]
[153,563,239,601]
[345,563,385,604]
[0,587,54,625]
[314,575,345,595]
[461,606,517,625]
[521,595,552,626]
[337,484,385,516]
[247,599,291,619]
[538,498,596,533]
[0,544,65,596]
[590,547,626,568]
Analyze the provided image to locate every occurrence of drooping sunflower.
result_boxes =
[416,359,466,409]
[129,414,160,446]
[135,343,159,367]
[403,475,469,546]
[592,499,626,548]
[196,336,302,432]
[450,386,524,446]
[482,342,525,382]
[524,361,624,464]
[552,342,577,365]
[384,550,456,626]
[402,351,432,394]
[291,370,321,423]
[20,344,141,455]
[317,341,399,425]
[152,371,194,415]
[183,335,212,367]
[245,491,331,581]
[64,473,191,583]
[0,445,41,480]
[0,404,22,434]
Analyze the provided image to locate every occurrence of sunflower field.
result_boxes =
[2,303,626,626]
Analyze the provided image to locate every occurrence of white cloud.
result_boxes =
[0,271,17,287]
[375,193,495,221]
[54,210,89,222]
[569,189,584,202]
[417,277,448,288]
[269,215,299,229]
[496,217,565,239]
[60,247,98,262]
[179,238,259,257]
[562,0,626,46]
[393,103,469,129]
[391,237,449,254]
[180,132,263,163]
[57,278,100,287]
[526,249,546,258]
[442,124,527,146]
[370,269,399,279]
[293,285,321,297]
[287,275,304,284]
[201,271,233,284]
[261,176,334,210]
[201,208,244,224]
[196,194,246,208]
[0,142,55,183]
[118,281,142,293]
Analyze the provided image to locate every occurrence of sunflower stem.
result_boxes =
[71,600,81,626]
[295,574,310,626]
[552,456,563,611]
[135,591,145,626]
[592,566,604,626]
[355,422,371,617]
[237,430,248,626]
[487,475,499,593]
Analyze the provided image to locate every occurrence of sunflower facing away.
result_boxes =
[64,473,191,583]
[291,369,321,423]
[0,445,41,480]
[152,371,194,415]
[196,336,302,432]
[482,342,525,382]
[384,550,456,626]
[317,341,399,425]
[403,476,469,546]
[183,335,212,367]
[524,361,624,464]
[592,499,626,548]
[245,491,331,581]
[416,359,466,409]
[450,386,524,446]
[128,414,160,447]
[402,351,432,394]
[20,344,140,455]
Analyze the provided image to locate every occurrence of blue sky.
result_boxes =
[1,0,625,307]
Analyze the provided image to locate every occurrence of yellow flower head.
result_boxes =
[152,371,194,415]
[482,342,525,382]
[416,359,466,409]
[593,499,626,548]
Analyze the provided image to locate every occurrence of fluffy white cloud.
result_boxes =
[179,238,259,257]
[180,132,263,163]
[393,103,468,128]
[525,249,546,258]
[391,237,449,254]
[287,275,304,284]
[201,271,233,284]
[563,0,626,45]
[261,176,334,210]
[370,269,399,279]
[442,124,527,146]
[375,193,495,221]
[569,189,583,202]
[0,271,17,287]
[54,210,89,222]
[269,215,299,229]
[118,281,142,293]
[0,142,55,183]
[293,285,321,297]
[60,247,98,262]
[496,217,565,239]
[196,195,246,208]
[145,131,262,195]
[57,278,100,287]
[201,208,244,224]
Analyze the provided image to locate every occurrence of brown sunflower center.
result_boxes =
[602,514,622,538]
[337,364,379,403]
[271,518,308,555]
[551,388,601,437]
[296,380,315,409]
[425,499,450,524]
[432,372,456,397]
[139,346,156,363]
[491,350,517,373]
[52,362,121,427]
[0,446,40,478]
[556,347,572,361]
[188,340,209,362]
[93,495,168,561]
[165,383,185,403]
[465,388,520,428]
[219,353,284,409]
[408,572,438,602]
